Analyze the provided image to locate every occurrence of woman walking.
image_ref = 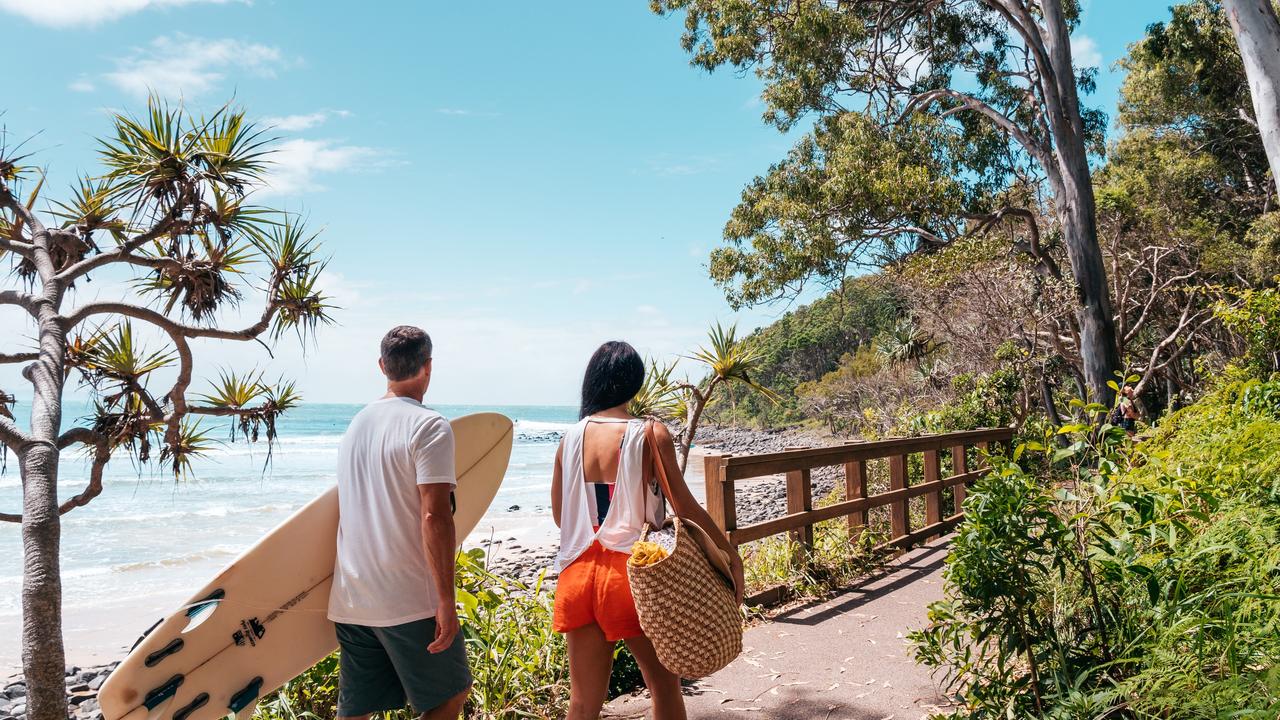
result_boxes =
[551,341,745,720]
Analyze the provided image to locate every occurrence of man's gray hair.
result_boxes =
[381,326,432,381]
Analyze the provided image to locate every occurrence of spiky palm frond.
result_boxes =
[77,324,175,411]
[204,185,277,243]
[194,109,274,193]
[135,233,253,321]
[876,318,942,366]
[10,174,95,283]
[98,98,201,206]
[629,358,682,419]
[50,176,127,242]
[252,215,323,276]
[159,418,214,479]
[81,323,175,379]
[196,369,266,409]
[64,326,113,378]
[270,259,334,341]
[688,321,782,403]
[92,395,159,460]
[262,379,302,414]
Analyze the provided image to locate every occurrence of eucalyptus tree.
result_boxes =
[0,99,331,720]
[651,0,1123,406]
[1222,0,1280,195]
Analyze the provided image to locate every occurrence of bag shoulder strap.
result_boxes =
[643,419,677,511]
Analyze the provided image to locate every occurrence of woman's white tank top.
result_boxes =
[554,417,665,571]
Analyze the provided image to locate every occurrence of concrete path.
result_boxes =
[606,539,957,720]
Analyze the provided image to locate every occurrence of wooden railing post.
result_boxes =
[951,444,968,515]
[844,459,867,540]
[889,453,909,543]
[786,462,814,565]
[703,452,735,541]
[923,449,942,541]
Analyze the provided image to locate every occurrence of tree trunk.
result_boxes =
[1041,1,1124,409]
[23,301,68,720]
[19,445,65,720]
[1224,0,1280,197]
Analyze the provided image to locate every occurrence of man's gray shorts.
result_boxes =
[336,617,471,716]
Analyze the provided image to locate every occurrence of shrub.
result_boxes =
[912,380,1280,718]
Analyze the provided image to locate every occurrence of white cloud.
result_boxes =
[262,110,349,132]
[1071,35,1102,69]
[0,0,243,27]
[104,35,285,98]
[258,138,383,196]
[68,77,96,93]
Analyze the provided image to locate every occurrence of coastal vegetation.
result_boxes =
[0,100,329,720]
[645,0,1280,715]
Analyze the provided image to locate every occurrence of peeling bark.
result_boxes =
[1224,0,1280,196]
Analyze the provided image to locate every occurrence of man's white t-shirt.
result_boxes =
[327,396,456,626]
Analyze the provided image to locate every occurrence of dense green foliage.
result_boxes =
[912,373,1280,717]
[703,277,902,427]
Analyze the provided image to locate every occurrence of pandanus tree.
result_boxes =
[634,323,778,471]
[0,99,332,720]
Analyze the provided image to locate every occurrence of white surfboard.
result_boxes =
[97,412,514,720]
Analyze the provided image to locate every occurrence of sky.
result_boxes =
[0,0,1178,407]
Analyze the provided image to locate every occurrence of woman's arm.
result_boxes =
[649,421,746,603]
[551,438,565,528]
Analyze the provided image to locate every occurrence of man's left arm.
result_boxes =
[419,483,458,653]
[414,419,459,653]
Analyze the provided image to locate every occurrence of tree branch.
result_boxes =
[0,415,33,452]
[0,290,38,316]
[906,88,1057,173]
[0,352,38,364]
[62,300,279,342]
[1,428,112,523]
[55,200,186,283]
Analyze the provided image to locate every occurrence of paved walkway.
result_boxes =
[606,539,956,720]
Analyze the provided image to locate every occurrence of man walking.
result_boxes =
[328,326,471,720]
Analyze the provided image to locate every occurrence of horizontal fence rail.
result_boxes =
[701,427,1014,605]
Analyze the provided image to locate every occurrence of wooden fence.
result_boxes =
[701,427,1015,604]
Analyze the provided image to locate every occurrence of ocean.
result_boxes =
[0,402,578,671]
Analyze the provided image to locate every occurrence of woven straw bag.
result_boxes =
[627,422,743,678]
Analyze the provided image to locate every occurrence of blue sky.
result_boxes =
[0,0,1176,406]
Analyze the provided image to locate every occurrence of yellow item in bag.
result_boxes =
[629,541,668,567]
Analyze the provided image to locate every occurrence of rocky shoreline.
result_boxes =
[1,663,115,720]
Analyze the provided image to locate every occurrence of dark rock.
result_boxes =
[507,504,521,512]
[67,684,90,694]
[66,666,80,677]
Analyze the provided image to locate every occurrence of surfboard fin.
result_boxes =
[181,599,221,634]
[232,699,258,720]
[228,677,264,720]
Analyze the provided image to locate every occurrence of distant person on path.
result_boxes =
[1114,385,1140,436]
[551,341,745,720]
[328,326,471,720]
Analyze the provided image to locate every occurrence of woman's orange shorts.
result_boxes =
[552,541,644,642]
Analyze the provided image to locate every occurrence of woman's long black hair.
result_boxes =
[579,341,645,419]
